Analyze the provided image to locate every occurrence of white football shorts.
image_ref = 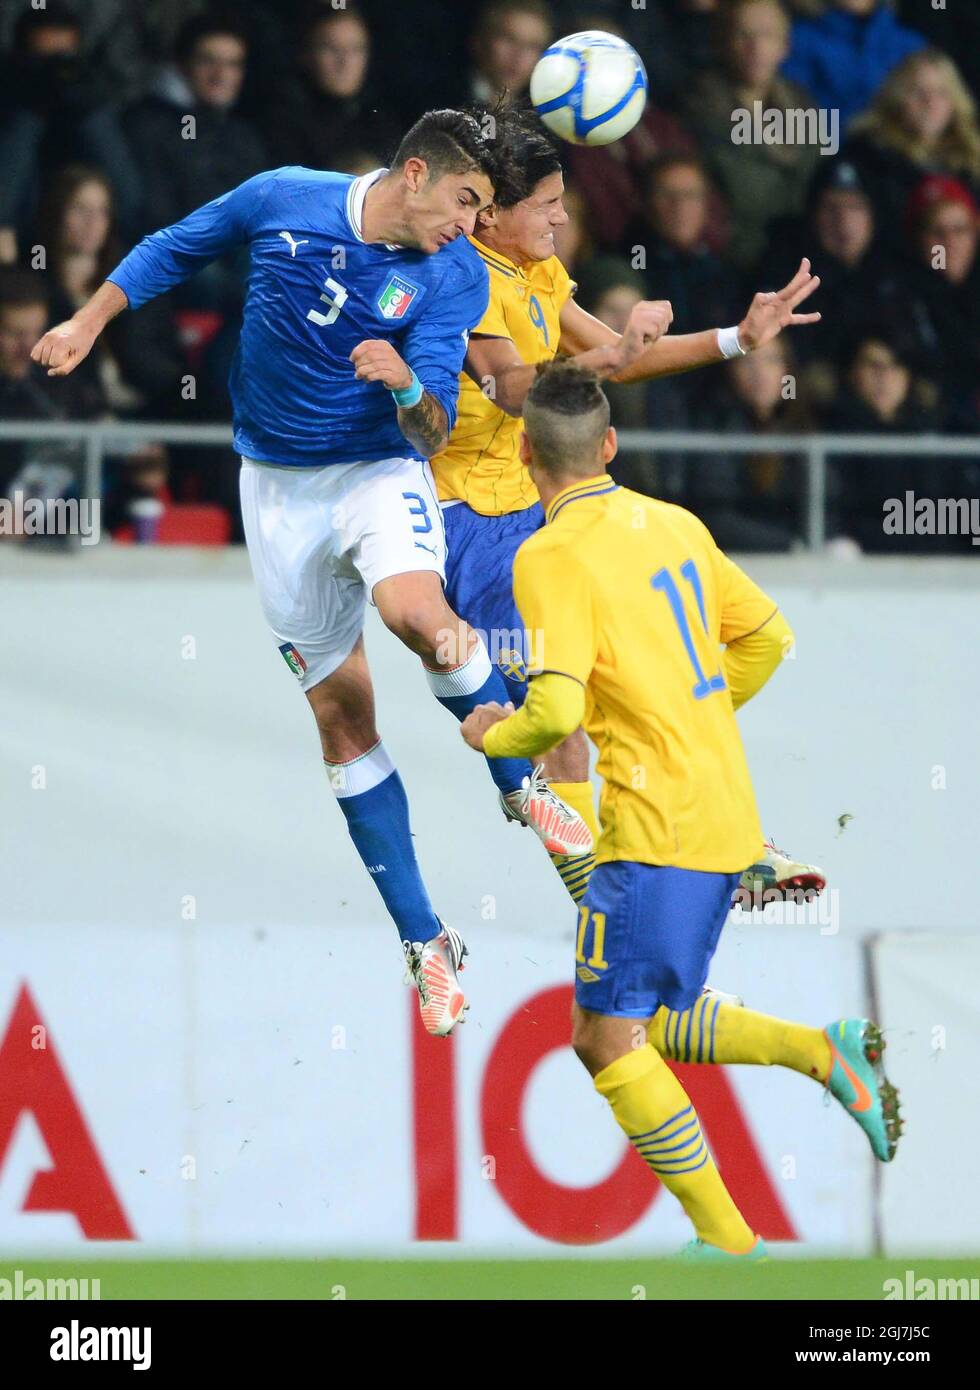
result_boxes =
[240,455,446,691]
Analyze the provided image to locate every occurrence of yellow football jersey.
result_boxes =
[432,238,575,516]
[513,475,775,873]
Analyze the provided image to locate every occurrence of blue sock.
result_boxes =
[325,740,441,946]
[425,638,530,797]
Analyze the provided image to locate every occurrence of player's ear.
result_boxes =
[518,430,533,467]
[477,201,499,230]
[401,157,428,194]
[601,426,617,465]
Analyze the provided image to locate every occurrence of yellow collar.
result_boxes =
[468,234,528,281]
[545,474,618,525]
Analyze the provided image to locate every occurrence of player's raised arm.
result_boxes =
[557,258,821,383]
[30,170,273,377]
[461,297,673,417]
[30,280,129,378]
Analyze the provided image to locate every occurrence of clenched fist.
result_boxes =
[460,701,514,751]
[616,299,673,370]
[31,318,99,377]
[349,339,414,390]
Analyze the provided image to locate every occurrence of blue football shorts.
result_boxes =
[574,861,741,1018]
[442,500,544,707]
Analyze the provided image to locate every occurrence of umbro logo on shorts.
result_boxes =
[278,643,308,679]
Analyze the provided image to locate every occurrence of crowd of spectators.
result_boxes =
[1,0,978,552]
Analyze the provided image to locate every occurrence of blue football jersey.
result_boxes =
[107,167,490,467]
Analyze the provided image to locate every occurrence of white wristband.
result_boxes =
[717,325,748,359]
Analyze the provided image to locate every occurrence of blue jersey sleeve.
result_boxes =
[107,170,279,309]
[399,252,489,433]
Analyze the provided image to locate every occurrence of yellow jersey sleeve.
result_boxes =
[714,548,779,644]
[482,671,586,759]
[513,538,598,685]
[723,610,794,710]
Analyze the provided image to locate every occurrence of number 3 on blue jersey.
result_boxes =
[651,559,727,700]
[307,276,348,326]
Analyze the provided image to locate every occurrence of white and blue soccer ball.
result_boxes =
[530,30,647,147]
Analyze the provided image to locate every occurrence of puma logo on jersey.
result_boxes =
[279,231,310,257]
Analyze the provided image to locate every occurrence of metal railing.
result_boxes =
[1,421,977,552]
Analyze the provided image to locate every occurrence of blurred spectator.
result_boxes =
[267,5,400,171]
[0,267,100,485]
[0,2,139,252]
[688,337,815,550]
[464,0,553,105]
[824,333,954,552]
[781,0,925,134]
[842,50,980,255]
[551,181,594,275]
[122,13,267,239]
[684,0,822,267]
[0,0,168,108]
[896,0,980,111]
[625,157,735,333]
[32,165,183,418]
[904,175,980,406]
[758,160,912,375]
[111,11,269,417]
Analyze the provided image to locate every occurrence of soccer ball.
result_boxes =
[530,30,647,147]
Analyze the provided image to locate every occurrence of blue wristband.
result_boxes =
[391,370,423,408]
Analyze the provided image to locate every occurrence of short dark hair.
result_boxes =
[489,107,562,209]
[0,267,49,315]
[393,109,497,184]
[175,11,250,64]
[523,361,611,473]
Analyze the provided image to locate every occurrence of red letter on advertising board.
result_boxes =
[0,984,134,1239]
[480,986,797,1244]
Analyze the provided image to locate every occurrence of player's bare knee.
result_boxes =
[379,600,440,655]
[541,727,589,782]
[571,1008,604,1075]
[307,692,376,761]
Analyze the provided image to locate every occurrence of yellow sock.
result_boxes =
[648,995,832,1081]
[547,780,599,903]
[595,1044,756,1253]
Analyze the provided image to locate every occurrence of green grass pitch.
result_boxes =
[5,1257,980,1300]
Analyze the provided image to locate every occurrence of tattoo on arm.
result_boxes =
[397,392,449,458]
